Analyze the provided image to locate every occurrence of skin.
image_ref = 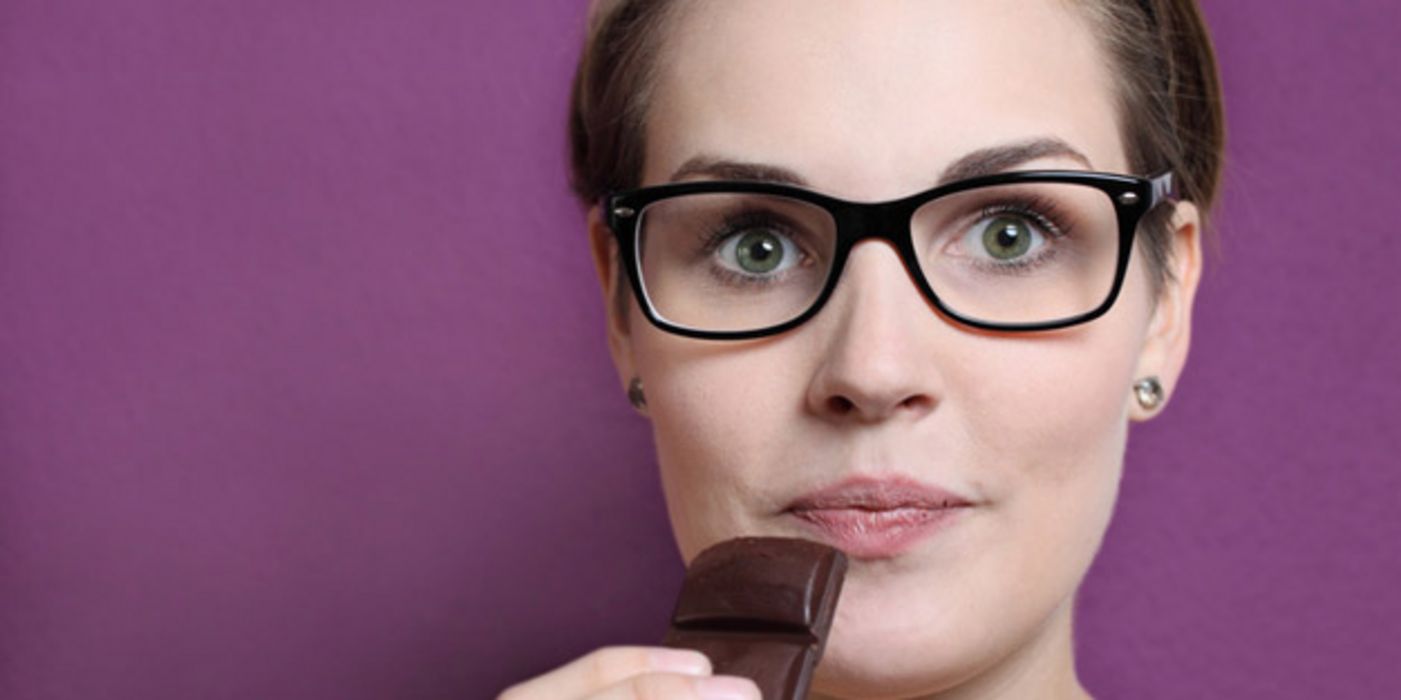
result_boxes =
[572,1,1201,698]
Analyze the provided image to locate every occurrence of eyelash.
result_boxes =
[697,211,810,287]
[965,195,1074,273]
[979,195,1073,239]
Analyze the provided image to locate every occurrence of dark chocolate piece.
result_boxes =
[664,537,847,700]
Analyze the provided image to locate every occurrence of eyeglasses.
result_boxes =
[603,170,1176,340]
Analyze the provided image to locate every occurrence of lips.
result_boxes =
[787,475,974,511]
[785,475,975,559]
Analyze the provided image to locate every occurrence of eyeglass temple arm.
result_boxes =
[1149,171,1177,208]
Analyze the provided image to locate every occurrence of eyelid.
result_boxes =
[979,202,1066,238]
[711,208,827,255]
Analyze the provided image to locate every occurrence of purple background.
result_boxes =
[2,1,1398,698]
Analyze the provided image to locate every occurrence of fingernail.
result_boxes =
[697,675,760,700]
[647,648,711,676]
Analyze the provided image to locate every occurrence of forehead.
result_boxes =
[644,0,1127,199]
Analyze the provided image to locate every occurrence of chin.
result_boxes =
[812,607,975,700]
[813,642,976,700]
[808,572,1001,699]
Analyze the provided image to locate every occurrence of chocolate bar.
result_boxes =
[664,537,847,700]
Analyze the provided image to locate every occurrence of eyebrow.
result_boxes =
[667,137,1095,191]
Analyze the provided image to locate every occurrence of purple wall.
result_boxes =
[2,1,1397,698]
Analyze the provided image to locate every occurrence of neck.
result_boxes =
[811,595,1093,700]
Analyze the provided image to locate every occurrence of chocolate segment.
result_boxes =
[665,537,847,700]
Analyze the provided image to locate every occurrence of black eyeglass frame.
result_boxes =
[603,169,1176,340]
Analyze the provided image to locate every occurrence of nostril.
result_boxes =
[820,393,933,421]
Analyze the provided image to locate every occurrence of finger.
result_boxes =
[498,646,711,700]
[585,673,761,700]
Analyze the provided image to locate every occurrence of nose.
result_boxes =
[804,240,943,425]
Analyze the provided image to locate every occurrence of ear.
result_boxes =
[1130,201,1203,421]
[587,206,640,398]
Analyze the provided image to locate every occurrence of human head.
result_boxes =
[568,1,1224,696]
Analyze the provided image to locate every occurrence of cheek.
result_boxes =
[966,335,1132,464]
[956,261,1154,480]
[951,264,1154,589]
[632,320,806,562]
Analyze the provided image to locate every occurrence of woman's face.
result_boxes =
[590,0,1199,696]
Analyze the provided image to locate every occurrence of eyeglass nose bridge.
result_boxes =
[836,199,916,243]
[828,199,927,282]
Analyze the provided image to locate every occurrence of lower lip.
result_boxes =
[788,506,970,560]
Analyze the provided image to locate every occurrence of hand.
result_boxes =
[498,646,762,700]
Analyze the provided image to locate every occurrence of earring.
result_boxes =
[627,376,647,411]
[1133,376,1165,412]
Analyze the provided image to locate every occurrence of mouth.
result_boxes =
[784,475,976,560]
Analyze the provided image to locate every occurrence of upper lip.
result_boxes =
[786,475,975,512]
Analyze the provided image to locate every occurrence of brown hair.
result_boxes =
[569,0,1225,300]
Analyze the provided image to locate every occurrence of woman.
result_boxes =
[506,0,1224,697]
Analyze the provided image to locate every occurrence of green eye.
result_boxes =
[735,231,785,273]
[981,217,1033,260]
